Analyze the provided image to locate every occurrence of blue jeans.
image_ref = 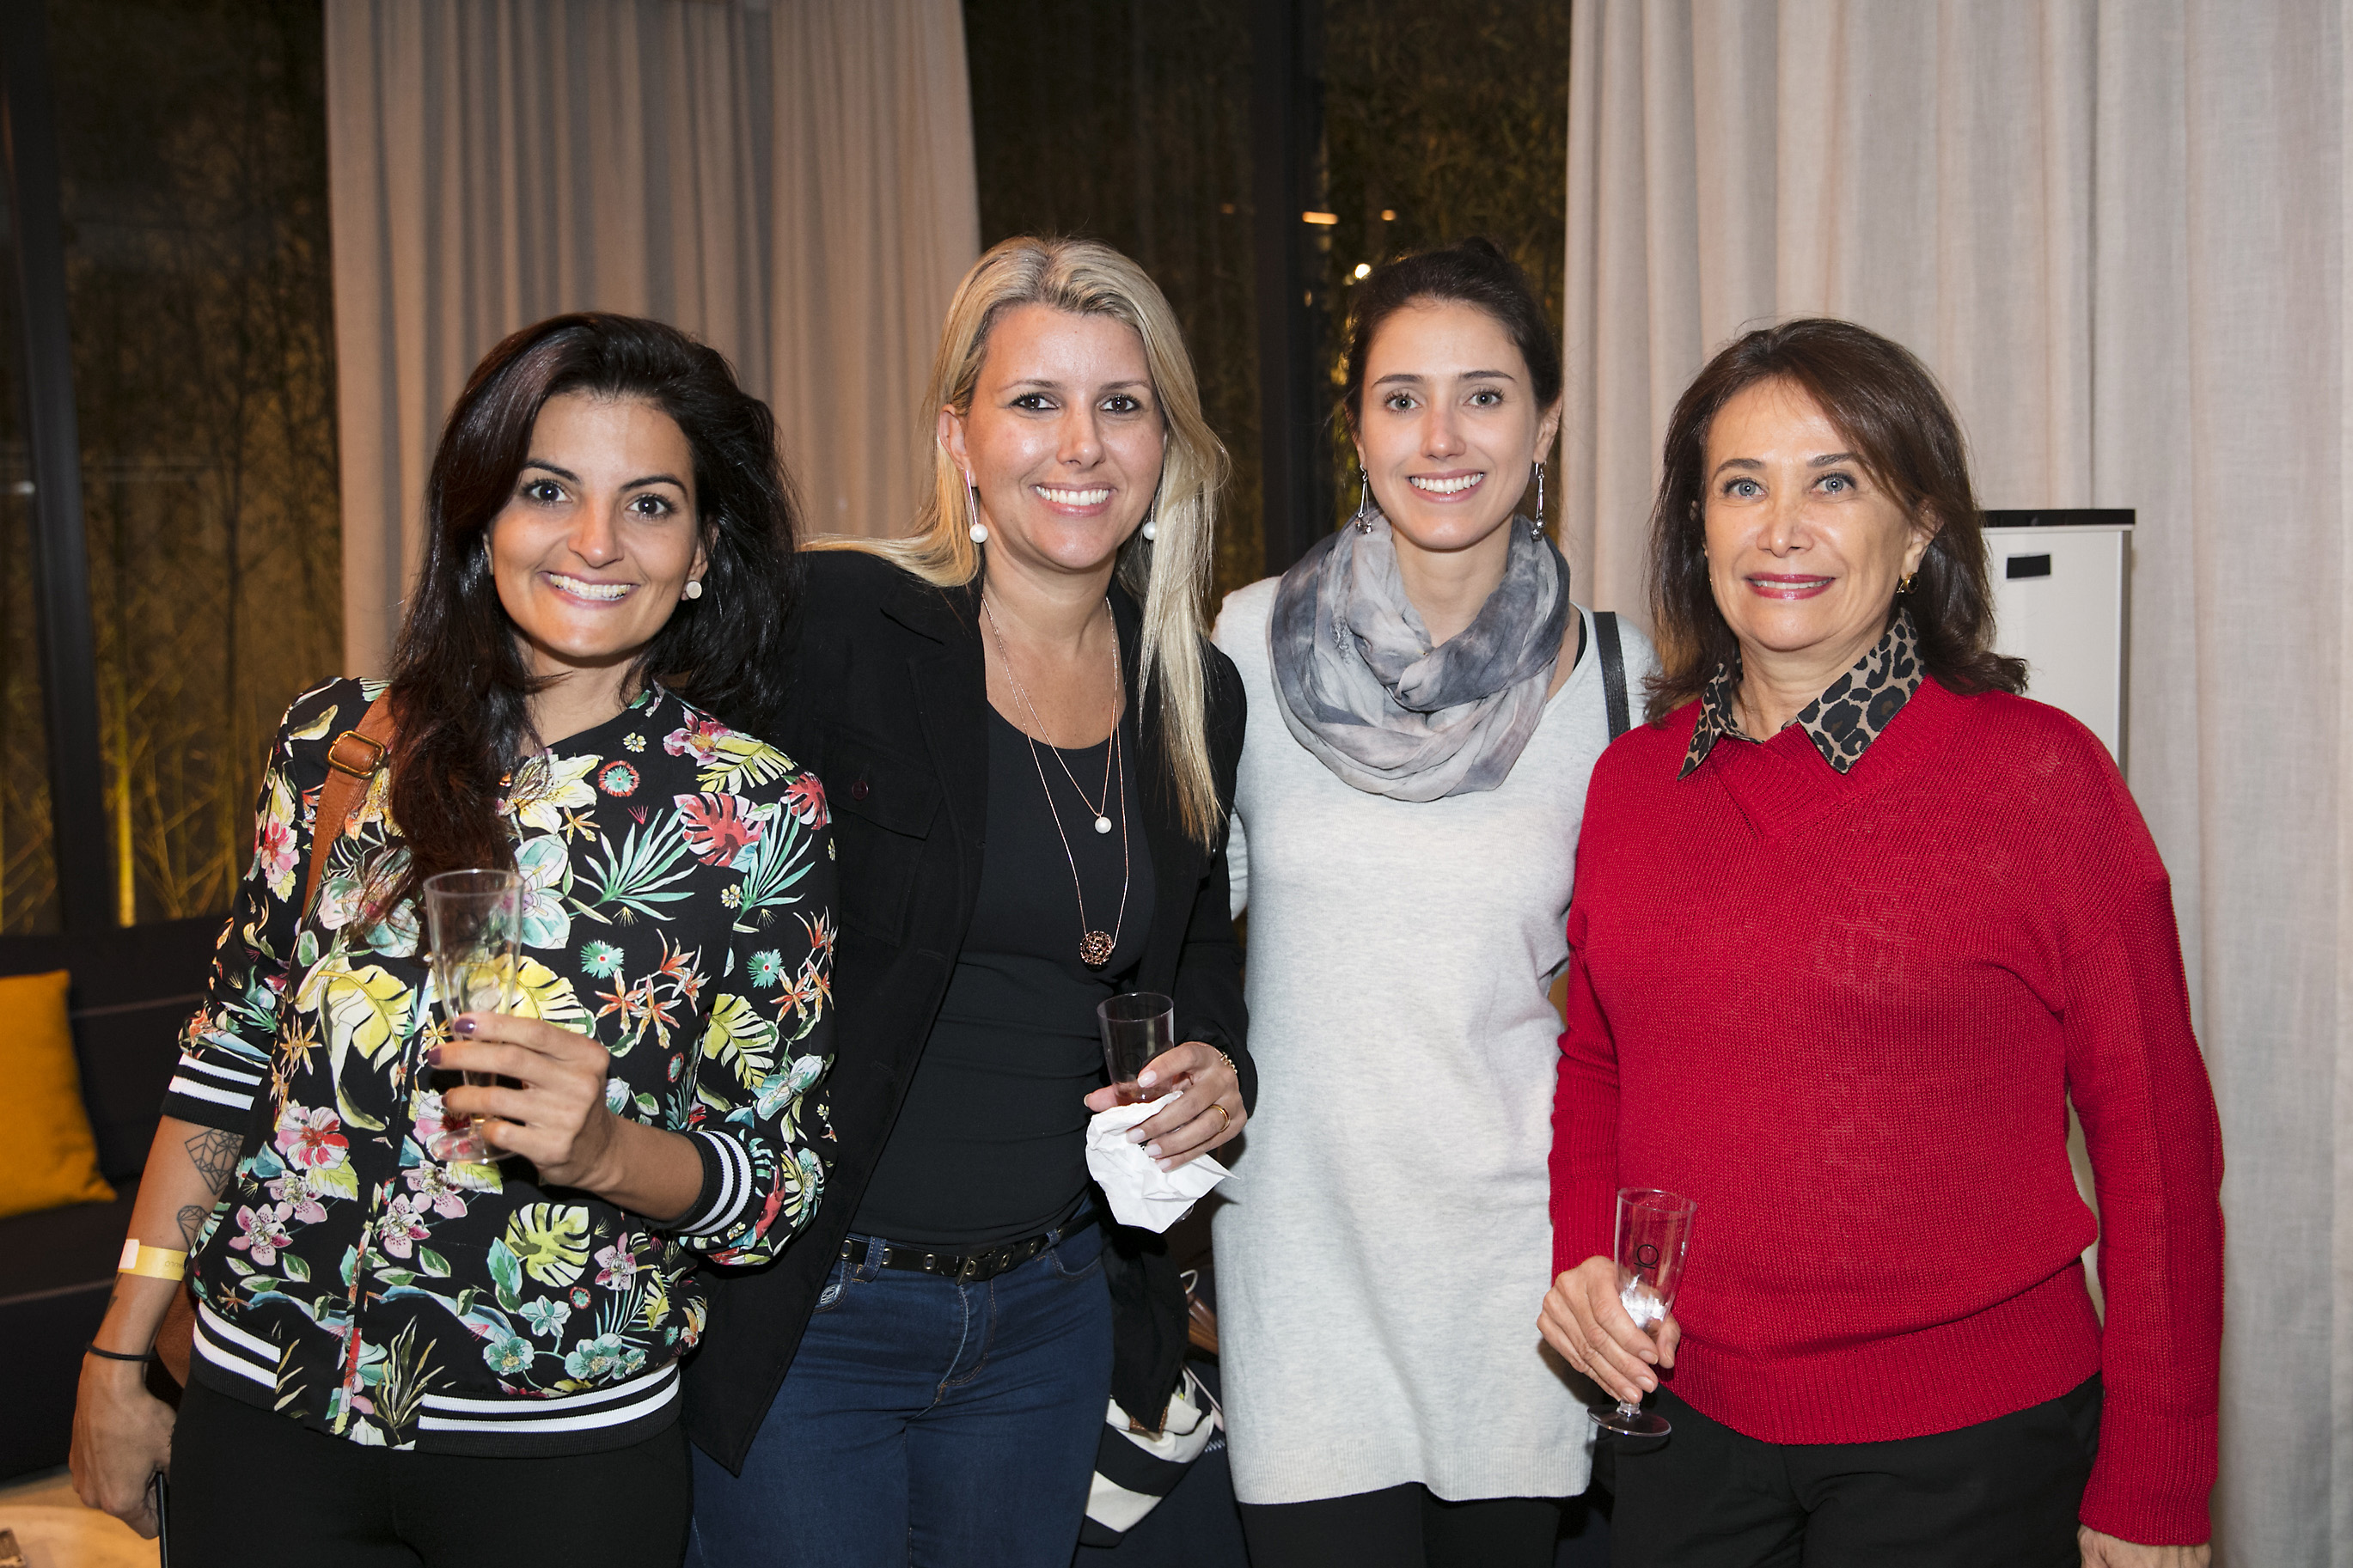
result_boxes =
[689,1217,1112,1568]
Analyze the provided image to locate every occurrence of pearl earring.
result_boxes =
[1140,510,1158,541]
[964,472,987,545]
[682,579,704,601]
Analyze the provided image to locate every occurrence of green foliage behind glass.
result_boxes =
[50,0,340,925]
[963,0,1265,603]
[1320,0,1571,532]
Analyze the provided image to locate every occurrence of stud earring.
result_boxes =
[1140,510,1158,541]
[964,472,987,545]
[1898,570,1917,595]
[1351,465,1376,534]
[683,579,704,601]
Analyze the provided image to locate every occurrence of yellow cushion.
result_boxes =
[0,969,117,1219]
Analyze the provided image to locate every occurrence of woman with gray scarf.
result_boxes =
[1209,240,1654,1568]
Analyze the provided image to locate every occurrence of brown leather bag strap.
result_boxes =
[161,695,396,1387]
[303,694,397,916]
[160,695,400,1389]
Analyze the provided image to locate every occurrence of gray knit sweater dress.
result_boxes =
[1209,576,1658,1506]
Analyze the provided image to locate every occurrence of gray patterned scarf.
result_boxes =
[1267,510,1571,801]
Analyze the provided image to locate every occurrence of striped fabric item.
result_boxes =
[166,1046,265,1113]
[675,1128,760,1237]
[192,1300,685,1448]
[1080,1368,1220,1547]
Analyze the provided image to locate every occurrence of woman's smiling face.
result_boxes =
[1354,298,1559,557]
[487,392,706,684]
[940,302,1165,583]
[1701,376,1932,674]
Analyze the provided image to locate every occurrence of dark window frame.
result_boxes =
[1,0,109,934]
[1250,0,1331,577]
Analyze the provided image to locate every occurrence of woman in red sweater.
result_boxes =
[1538,320,2221,1568]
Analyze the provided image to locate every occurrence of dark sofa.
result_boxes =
[0,916,220,1480]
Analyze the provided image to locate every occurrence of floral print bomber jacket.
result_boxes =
[162,676,836,1455]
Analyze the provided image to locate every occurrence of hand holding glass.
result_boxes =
[423,869,522,1163]
[1597,1187,1696,1437]
[1097,992,1176,1103]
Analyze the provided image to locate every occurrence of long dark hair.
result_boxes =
[384,313,800,900]
[1339,237,1563,434]
[1646,318,2025,722]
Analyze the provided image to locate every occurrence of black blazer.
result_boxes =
[685,549,1254,1473]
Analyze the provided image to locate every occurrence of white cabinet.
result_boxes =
[1983,510,2131,769]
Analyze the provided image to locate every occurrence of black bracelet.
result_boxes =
[84,1341,155,1364]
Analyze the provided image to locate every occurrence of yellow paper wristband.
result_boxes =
[118,1240,187,1281]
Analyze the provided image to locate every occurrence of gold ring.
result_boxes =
[1209,1103,1232,1134]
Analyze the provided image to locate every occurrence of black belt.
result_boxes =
[840,1206,1097,1284]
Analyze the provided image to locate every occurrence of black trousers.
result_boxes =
[1239,1483,1565,1568]
[1609,1376,2101,1568]
[166,1377,692,1567]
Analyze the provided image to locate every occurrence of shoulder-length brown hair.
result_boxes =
[1645,318,2025,723]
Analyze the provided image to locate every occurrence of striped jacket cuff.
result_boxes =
[673,1129,755,1237]
[164,1051,266,1128]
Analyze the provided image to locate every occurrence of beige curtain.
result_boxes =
[1563,3,2352,1562]
[767,1,978,537]
[327,0,981,673]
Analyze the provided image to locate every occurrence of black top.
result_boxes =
[853,707,1157,1245]
[685,552,1251,1472]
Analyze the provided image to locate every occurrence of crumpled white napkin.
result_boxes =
[1084,1098,1231,1232]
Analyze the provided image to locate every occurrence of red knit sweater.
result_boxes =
[1550,679,2223,1545]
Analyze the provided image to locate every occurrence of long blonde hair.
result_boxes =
[813,235,1228,845]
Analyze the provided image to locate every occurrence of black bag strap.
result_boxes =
[1595,610,1631,741]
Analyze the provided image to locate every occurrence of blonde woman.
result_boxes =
[684,237,1254,1568]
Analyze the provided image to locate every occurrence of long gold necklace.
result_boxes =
[981,595,1131,967]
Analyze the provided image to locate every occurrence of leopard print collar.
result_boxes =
[1680,609,1926,779]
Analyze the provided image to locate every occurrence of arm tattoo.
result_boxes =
[175,1204,210,1251]
[184,1126,244,1193]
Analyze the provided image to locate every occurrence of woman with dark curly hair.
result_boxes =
[1539,319,2222,1568]
[71,314,836,1567]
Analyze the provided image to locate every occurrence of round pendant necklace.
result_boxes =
[981,594,1131,967]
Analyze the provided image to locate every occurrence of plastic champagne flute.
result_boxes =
[1596,1187,1697,1437]
[423,869,523,1164]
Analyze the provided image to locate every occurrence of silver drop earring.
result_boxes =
[964,472,987,545]
[1532,460,1547,538]
[1352,464,1376,533]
